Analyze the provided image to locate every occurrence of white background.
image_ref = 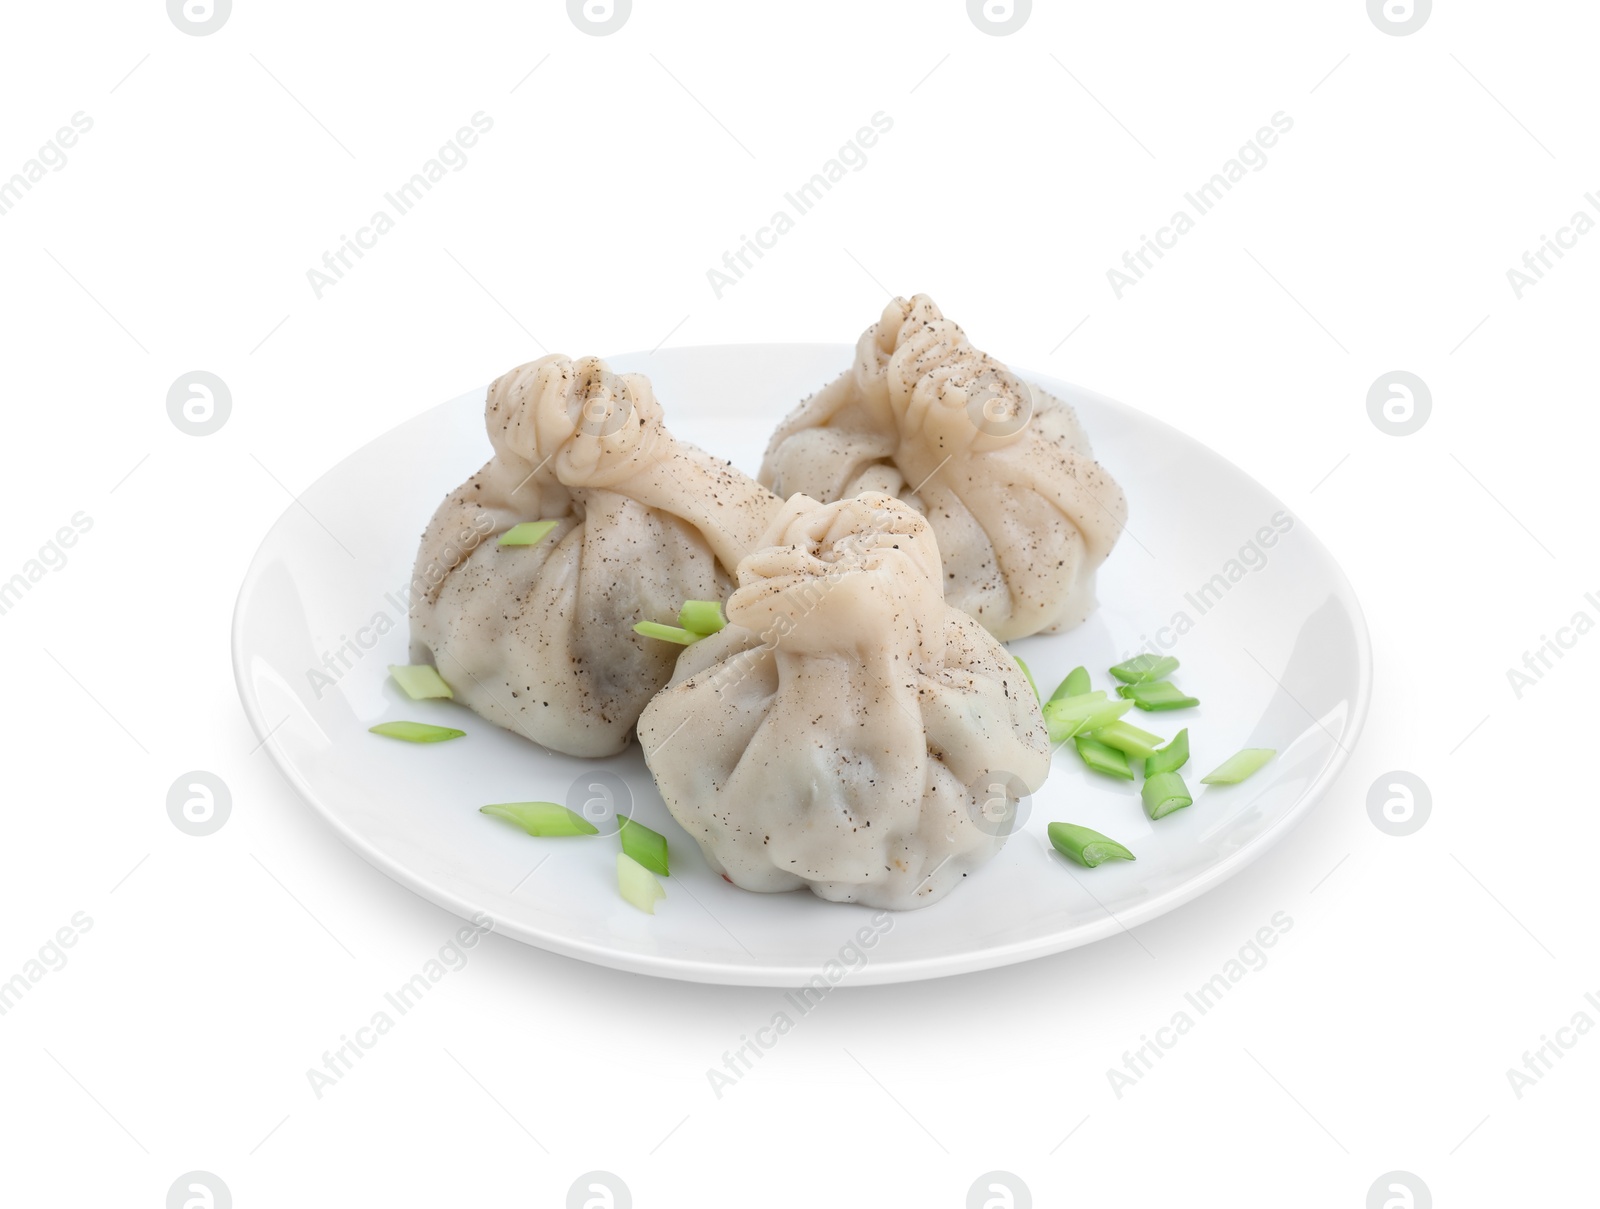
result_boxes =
[1,1,1593,1205]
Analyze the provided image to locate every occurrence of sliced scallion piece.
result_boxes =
[1048,821,1136,868]
[1144,728,1190,777]
[1118,680,1200,712]
[1109,653,1179,684]
[1142,771,1193,820]
[618,852,666,914]
[498,520,558,547]
[618,815,670,876]
[480,801,598,836]
[1074,735,1134,780]
[678,599,727,636]
[1042,693,1133,745]
[1201,748,1276,785]
[1014,656,1041,702]
[388,663,453,700]
[1049,666,1092,703]
[634,621,700,645]
[369,721,465,743]
[1088,719,1165,760]
[1047,689,1107,711]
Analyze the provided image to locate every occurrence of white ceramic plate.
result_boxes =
[233,345,1369,986]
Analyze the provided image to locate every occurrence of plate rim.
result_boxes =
[231,342,1373,986]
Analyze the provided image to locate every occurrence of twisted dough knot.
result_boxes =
[854,295,1034,454]
[486,354,667,487]
[727,493,944,654]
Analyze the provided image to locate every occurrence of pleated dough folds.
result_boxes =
[761,294,1127,640]
[638,492,1050,910]
[410,354,780,758]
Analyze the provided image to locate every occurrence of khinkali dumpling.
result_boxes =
[637,492,1050,910]
[410,354,780,758]
[760,294,1127,641]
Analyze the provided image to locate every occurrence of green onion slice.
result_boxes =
[634,621,700,645]
[1049,666,1092,703]
[388,663,453,700]
[1142,771,1193,820]
[368,721,465,743]
[678,600,727,636]
[617,852,666,914]
[480,801,598,836]
[1014,656,1041,702]
[1144,728,1190,777]
[1110,654,1179,684]
[1074,735,1134,780]
[1045,689,1107,711]
[1048,821,1136,868]
[1201,748,1276,785]
[618,815,670,876]
[498,520,558,547]
[1088,719,1165,760]
[1043,694,1133,745]
[1118,680,1200,712]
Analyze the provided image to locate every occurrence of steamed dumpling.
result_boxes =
[410,354,781,758]
[637,492,1050,910]
[760,294,1127,641]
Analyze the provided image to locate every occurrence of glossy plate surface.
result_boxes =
[233,345,1370,986]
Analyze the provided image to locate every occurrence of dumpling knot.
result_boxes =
[726,493,944,657]
[855,295,1033,453]
[758,292,1128,640]
[486,354,665,486]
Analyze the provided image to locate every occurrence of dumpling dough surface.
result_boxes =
[761,294,1128,640]
[638,492,1050,910]
[410,354,780,758]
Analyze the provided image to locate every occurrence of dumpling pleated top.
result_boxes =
[639,492,1051,910]
[760,294,1128,641]
[409,354,780,758]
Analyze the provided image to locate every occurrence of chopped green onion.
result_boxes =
[1088,719,1165,760]
[1048,821,1136,868]
[388,663,453,700]
[1142,771,1193,820]
[498,520,558,547]
[634,621,700,645]
[480,801,598,836]
[1046,688,1106,710]
[618,816,670,876]
[1201,748,1276,785]
[1144,728,1190,777]
[617,852,666,914]
[1014,656,1041,702]
[1049,666,1092,703]
[1110,654,1179,684]
[1117,680,1200,712]
[678,599,727,636]
[1074,735,1134,780]
[369,721,465,743]
[1042,693,1133,744]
